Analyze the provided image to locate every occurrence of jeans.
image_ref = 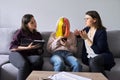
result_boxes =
[50,50,82,72]
[9,52,43,80]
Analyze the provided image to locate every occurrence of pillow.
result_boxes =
[0,28,17,55]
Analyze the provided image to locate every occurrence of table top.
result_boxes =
[26,71,108,80]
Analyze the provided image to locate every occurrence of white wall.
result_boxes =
[0,0,120,31]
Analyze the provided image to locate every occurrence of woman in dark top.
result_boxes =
[9,14,43,80]
[74,11,115,77]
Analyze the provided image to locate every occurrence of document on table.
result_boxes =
[48,72,92,80]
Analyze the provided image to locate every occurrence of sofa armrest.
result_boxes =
[0,55,9,67]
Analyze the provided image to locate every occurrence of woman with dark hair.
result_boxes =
[74,11,115,77]
[9,14,43,80]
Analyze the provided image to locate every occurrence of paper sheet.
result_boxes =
[48,72,92,80]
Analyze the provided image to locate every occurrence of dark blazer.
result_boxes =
[81,27,115,71]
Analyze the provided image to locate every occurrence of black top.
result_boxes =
[10,29,43,55]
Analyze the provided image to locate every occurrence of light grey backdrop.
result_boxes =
[0,0,120,31]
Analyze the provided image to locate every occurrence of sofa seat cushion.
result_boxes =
[0,55,9,66]
[42,57,53,71]
[110,58,120,72]
[41,32,52,57]
[106,58,120,80]
[106,71,120,80]
[1,63,18,80]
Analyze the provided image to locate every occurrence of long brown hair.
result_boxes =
[86,10,106,30]
[21,14,36,34]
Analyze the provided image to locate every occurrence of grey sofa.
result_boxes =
[0,27,120,80]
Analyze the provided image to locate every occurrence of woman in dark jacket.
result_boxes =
[9,14,43,80]
[74,11,115,77]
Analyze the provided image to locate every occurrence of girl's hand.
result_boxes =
[60,39,67,46]
[74,29,80,36]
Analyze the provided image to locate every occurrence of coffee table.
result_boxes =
[26,71,108,80]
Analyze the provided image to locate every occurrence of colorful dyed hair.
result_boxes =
[56,17,70,38]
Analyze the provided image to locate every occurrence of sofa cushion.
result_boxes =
[107,71,120,80]
[42,57,53,71]
[107,30,120,58]
[75,38,83,58]
[110,58,120,72]
[41,32,52,57]
[106,58,120,80]
[0,55,9,66]
[1,63,18,80]
[0,28,17,55]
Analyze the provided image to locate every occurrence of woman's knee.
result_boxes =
[9,52,21,64]
[9,52,19,60]
[9,52,29,68]
[89,55,104,67]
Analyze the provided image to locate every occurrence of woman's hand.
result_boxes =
[79,30,89,40]
[27,42,40,49]
[10,42,40,52]
[80,30,93,46]
[74,29,93,46]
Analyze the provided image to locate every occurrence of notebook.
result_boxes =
[20,38,45,46]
